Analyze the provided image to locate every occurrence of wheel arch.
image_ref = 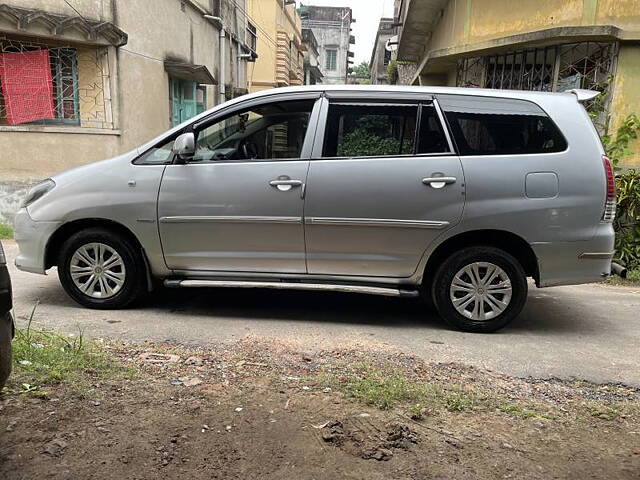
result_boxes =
[422,229,539,287]
[45,218,147,272]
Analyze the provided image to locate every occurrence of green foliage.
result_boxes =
[614,168,640,269]
[7,303,127,395]
[603,114,640,169]
[387,60,398,84]
[337,127,401,157]
[352,61,370,78]
[0,222,12,239]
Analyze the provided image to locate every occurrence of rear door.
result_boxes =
[303,94,465,277]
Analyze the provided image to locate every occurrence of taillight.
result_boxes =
[602,155,616,222]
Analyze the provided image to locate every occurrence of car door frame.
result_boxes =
[304,90,466,282]
[156,91,324,275]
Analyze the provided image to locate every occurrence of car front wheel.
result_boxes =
[58,228,145,309]
[431,247,528,333]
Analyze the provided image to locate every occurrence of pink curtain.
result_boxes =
[0,49,55,125]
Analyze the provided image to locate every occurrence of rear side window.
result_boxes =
[438,95,567,156]
[323,103,451,158]
[323,104,418,157]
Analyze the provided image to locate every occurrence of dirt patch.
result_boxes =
[1,337,639,479]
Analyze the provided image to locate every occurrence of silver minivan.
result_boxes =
[13,86,615,332]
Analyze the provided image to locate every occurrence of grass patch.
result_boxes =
[0,221,12,239]
[607,268,640,286]
[5,303,130,396]
[327,366,478,412]
[585,403,622,421]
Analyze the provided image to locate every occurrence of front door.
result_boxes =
[158,96,319,273]
[304,98,465,278]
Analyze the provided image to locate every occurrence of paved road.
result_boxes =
[4,240,640,386]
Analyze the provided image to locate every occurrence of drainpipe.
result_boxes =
[204,14,226,105]
[219,28,226,104]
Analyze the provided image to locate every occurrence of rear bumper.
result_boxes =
[533,223,615,287]
[13,208,60,275]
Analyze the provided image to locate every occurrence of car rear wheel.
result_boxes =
[431,246,527,333]
[58,228,146,309]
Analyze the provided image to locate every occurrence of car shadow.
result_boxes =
[29,281,604,336]
[143,286,445,330]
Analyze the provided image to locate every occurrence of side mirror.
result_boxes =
[172,132,195,162]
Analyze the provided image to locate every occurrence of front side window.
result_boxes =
[323,104,418,158]
[438,95,567,156]
[325,49,337,71]
[192,99,314,162]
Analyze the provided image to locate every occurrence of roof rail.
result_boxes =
[566,89,600,102]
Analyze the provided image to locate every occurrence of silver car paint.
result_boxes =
[13,85,614,289]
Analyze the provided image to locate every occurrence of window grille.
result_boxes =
[0,36,112,128]
[457,41,618,130]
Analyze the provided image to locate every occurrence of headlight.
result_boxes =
[21,179,56,208]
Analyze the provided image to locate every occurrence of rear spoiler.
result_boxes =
[565,89,600,102]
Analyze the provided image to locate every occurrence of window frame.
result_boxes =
[316,98,455,160]
[133,92,322,166]
[435,94,569,157]
[325,48,338,71]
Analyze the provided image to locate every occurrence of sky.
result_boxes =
[298,0,395,65]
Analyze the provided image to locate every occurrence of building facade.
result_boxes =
[302,27,323,85]
[299,5,354,85]
[247,0,304,93]
[0,0,254,223]
[393,0,640,166]
[369,17,395,84]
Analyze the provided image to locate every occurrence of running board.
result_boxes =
[164,279,419,298]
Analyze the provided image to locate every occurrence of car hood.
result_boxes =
[50,149,139,187]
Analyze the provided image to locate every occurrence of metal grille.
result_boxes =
[457,42,617,93]
[0,36,112,128]
[457,41,618,130]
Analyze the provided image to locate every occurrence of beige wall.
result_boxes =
[247,0,303,93]
[428,0,640,52]
[0,0,253,186]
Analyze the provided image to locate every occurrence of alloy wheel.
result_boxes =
[69,243,126,299]
[449,262,512,321]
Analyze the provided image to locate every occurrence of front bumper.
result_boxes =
[13,208,60,275]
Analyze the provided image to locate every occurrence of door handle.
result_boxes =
[422,176,457,189]
[269,179,303,187]
[269,178,303,192]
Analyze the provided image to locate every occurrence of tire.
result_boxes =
[0,313,12,391]
[57,228,146,309]
[431,246,527,333]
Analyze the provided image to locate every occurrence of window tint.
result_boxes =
[417,105,449,154]
[438,95,567,156]
[193,99,313,162]
[323,104,417,158]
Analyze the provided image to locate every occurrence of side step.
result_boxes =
[164,279,419,298]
